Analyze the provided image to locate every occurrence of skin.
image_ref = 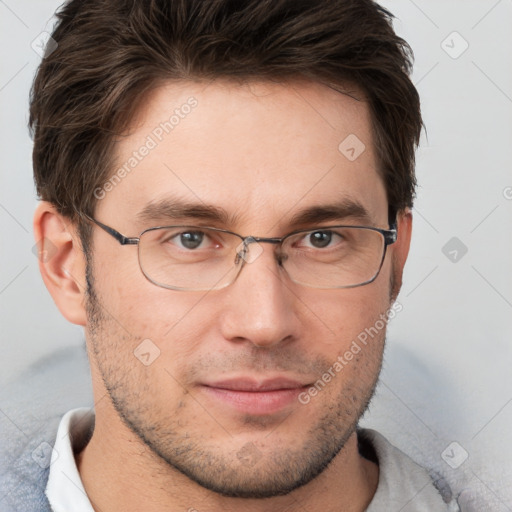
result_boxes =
[34,79,412,512]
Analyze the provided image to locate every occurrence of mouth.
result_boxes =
[200,377,311,415]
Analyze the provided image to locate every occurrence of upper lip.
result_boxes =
[203,377,309,392]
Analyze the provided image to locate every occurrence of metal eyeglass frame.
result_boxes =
[82,213,398,290]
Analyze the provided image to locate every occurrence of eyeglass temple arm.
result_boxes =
[385,221,398,245]
[81,214,139,245]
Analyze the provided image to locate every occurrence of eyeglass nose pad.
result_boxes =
[235,237,265,265]
[235,237,256,265]
[234,238,250,265]
[234,247,246,265]
[235,237,288,267]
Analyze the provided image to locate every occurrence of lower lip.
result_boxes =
[201,386,307,415]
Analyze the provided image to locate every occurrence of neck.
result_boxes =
[77,397,378,512]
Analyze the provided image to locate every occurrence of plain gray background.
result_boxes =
[1,0,511,509]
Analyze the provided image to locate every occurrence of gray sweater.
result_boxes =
[0,347,93,512]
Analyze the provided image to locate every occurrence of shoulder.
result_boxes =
[358,428,460,511]
[0,346,93,511]
[0,414,59,512]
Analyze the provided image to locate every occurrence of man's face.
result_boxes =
[86,79,396,497]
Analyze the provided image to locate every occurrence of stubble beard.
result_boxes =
[84,260,386,499]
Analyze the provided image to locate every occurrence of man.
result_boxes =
[1,0,460,510]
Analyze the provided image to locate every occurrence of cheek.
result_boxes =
[90,246,214,352]
[301,278,391,350]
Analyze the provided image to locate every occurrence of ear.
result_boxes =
[390,208,413,301]
[33,201,87,325]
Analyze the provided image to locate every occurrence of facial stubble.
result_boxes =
[84,259,387,499]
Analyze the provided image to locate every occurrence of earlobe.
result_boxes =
[33,202,88,326]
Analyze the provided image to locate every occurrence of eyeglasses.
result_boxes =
[82,214,397,291]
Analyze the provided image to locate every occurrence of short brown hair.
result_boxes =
[30,0,421,240]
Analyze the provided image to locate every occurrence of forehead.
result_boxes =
[98,79,388,231]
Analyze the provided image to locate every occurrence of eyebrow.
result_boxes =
[135,197,373,228]
[288,199,373,226]
[136,198,233,225]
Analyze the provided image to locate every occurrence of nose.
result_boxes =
[219,242,300,349]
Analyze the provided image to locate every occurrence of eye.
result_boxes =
[178,231,205,249]
[302,230,341,249]
[166,230,217,250]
